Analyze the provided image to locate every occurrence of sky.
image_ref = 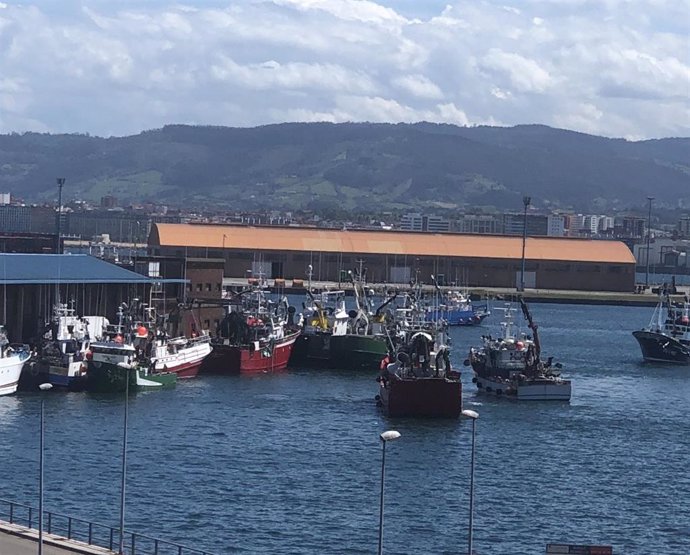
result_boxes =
[0,0,688,139]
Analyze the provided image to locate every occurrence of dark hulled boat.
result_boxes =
[633,291,690,364]
[376,303,461,418]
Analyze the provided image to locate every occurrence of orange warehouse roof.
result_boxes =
[150,224,636,264]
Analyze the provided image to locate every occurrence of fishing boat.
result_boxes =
[290,266,392,370]
[632,290,690,364]
[0,326,31,396]
[202,285,300,373]
[86,301,211,392]
[85,340,177,393]
[425,279,490,326]
[24,303,109,390]
[376,297,461,418]
[467,297,571,401]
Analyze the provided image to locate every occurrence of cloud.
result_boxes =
[392,74,443,99]
[0,0,687,138]
[480,49,554,93]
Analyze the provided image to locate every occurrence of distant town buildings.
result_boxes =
[399,213,451,232]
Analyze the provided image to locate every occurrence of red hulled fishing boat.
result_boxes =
[201,285,300,374]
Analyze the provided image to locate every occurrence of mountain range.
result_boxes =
[0,122,687,214]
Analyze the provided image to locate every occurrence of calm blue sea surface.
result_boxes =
[1,303,689,555]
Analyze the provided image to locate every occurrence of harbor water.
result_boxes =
[1,303,689,554]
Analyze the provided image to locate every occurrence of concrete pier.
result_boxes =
[0,520,115,554]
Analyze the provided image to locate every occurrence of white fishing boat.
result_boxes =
[26,303,109,389]
[0,326,31,396]
[467,297,571,401]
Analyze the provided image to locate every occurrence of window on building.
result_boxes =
[205,283,212,291]
[195,283,202,292]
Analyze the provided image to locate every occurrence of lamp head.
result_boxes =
[523,196,531,207]
[462,409,479,419]
[39,383,53,391]
[380,430,401,442]
[56,178,65,186]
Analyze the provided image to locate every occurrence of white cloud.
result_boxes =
[481,49,553,93]
[392,74,443,99]
[0,0,687,138]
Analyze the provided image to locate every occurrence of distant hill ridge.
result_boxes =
[0,122,687,213]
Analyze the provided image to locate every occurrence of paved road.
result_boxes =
[0,523,115,554]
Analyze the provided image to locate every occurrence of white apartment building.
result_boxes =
[547,215,566,237]
[399,213,450,232]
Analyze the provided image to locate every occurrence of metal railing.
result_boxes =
[0,498,216,555]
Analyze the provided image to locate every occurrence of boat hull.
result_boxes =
[378,376,462,418]
[151,341,212,378]
[86,361,177,393]
[203,331,299,374]
[632,330,690,364]
[290,333,389,370]
[0,354,28,396]
[473,374,571,401]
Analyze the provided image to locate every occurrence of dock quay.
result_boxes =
[0,499,213,555]
[222,277,687,307]
[0,520,114,554]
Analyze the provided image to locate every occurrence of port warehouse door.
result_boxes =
[390,266,411,284]
[515,271,536,289]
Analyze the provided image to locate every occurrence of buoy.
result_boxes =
[114,335,124,344]
[516,341,524,350]
[136,326,148,337]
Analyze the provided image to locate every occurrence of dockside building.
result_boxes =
[148,223,636,292]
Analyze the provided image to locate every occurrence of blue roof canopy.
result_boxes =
[0,254,184,284]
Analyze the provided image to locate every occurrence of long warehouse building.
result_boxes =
[148,223,637,292]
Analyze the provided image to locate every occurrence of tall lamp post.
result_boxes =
[462,409,479,555]
[519,196,531,292]
[119,370,130,554]
[378,430,401,555]
[55,178,65,255]
[38,382,53,555]
[645,196,654,288]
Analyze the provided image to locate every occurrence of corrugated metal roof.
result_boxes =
[0,254,174,284]
[151,224,636,264]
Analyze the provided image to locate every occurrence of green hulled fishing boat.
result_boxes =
[290,266,394,371]
[86,341,177,393]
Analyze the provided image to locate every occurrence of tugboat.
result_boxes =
[633,290,690,364]
[467,297,571,401]
[376,297,461,418]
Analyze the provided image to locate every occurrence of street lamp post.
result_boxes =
[38,383,53,555]
[378,430,401,555]
[119,370,130,554]
[645,196,654,288]
[462,409,479,555]
[519,196,531,292]
[55,178,65,255]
